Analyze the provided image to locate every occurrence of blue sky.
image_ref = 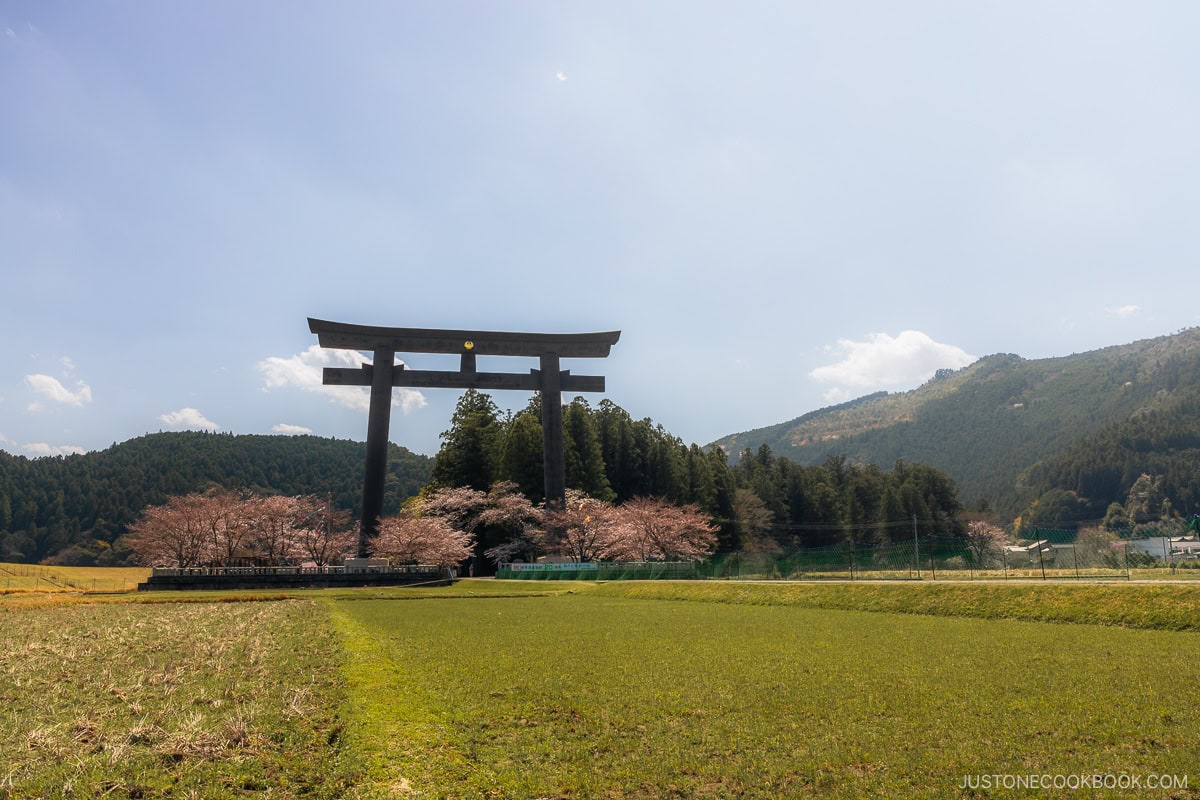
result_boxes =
[2,2,1198,459]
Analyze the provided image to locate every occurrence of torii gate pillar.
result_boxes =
[539,352,565,509]
[308,319,620,556]
[361,345,396,546]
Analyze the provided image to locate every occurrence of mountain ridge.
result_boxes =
[709,328,1200,518]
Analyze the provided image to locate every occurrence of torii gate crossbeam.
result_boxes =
[308,318,620,556]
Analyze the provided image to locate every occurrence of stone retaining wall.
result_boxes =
[138,570,450,591]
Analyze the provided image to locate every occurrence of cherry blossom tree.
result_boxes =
[201,489,254,565]
[606,497,718,561]
[125,488,249,567]
[125,492,216,567]
[478,481,544,564]
[290,495,356,566]
[420,482,544,567]
[370,515,474,567]
[126,490,360,568]
[964,520,1007,567]
[539,490,618,562]
[420,485,489,529]
[535,494,718,563]
[244,494,300,565]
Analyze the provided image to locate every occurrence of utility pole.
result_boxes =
[913,513,921,579]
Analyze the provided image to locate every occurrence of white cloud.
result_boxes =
[272,423,313,435]
[810,331,977,397]
[25,374,92,408]
[22,442,88,457]
[258,345,426,414]
[1106,304,1141,319]
[556,71,568,81]
[395,386,426,414]
[60,356,76,374]
[159,407,220,431]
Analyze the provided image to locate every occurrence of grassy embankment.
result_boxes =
[590,579,1200,631]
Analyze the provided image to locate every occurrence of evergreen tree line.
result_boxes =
[429,390,966,553]
[0,432,431,565]
[0,393,970,566]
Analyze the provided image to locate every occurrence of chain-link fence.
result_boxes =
[702,536,1131,581]
[497,528,1200,581]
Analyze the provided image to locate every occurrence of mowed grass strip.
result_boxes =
[0,599,359,799]
[334,594,1199,799]
[588,579,1200,631]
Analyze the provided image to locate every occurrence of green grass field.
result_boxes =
[334,592,1198,798]
[2,575,1198,798]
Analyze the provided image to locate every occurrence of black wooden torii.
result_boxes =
[308,318,620,555]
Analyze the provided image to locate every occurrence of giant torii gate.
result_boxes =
[308,318,620,555]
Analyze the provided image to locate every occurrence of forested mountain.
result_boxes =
[711,328,1200,522]
[0,432,431,564]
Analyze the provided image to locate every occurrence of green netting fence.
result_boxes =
[496,528,1200,582]
[497,562,701,581]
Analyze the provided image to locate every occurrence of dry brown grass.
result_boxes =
[0,562,150,593]
[0,599,358,798]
